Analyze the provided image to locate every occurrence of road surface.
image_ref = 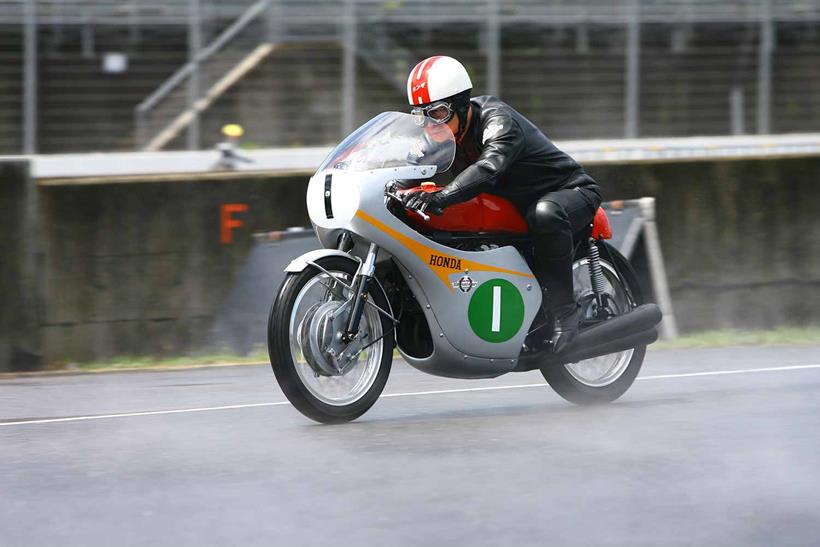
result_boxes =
[2,345,820,546]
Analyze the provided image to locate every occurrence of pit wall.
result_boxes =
[1,155,819,370]
[0,161,41,370]
[588,158,820,331]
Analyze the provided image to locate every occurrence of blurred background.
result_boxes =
[1,0,820,370]
[2,0,820,153]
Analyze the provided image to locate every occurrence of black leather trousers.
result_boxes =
[525,184,603,311]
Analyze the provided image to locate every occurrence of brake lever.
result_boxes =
[384,182,430,221]
[415,205,431,221]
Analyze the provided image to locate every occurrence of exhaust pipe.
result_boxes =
[549,303,661,366]
[572,304,661,350]
[550,326,659,366]
[517,303,663,371]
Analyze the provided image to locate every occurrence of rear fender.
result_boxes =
[592,207,613,240]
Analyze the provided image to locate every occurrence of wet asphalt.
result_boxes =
[2,345,820,546]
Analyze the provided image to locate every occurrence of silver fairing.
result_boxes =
[308,165,542,378]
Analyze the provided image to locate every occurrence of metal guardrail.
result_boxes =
[20,133,820,182]
[604,197,678,339]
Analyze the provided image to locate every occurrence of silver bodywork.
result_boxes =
[302,164,542,379]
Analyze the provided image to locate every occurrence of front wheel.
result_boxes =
[541,242,647,405]
[268,256,393,423]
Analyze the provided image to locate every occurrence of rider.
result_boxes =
[402,55,603,353]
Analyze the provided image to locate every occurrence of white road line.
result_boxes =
[0,402,291,427]
[637,363,820,380]
[2,363,819,427]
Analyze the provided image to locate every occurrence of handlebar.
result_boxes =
[415,205,431,222]
[385,183,430,221]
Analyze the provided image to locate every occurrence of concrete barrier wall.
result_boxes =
[2,155,819,369]
[587,157,820,332]
[33,174,308,367]
[0,162,42,370]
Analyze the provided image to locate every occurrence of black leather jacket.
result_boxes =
[436,96,597,210]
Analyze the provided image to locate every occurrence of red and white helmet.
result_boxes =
[406,56,473,107]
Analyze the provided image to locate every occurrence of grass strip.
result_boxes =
[73,352,270,372]
[45,326,820,373]
[651,326,820,350]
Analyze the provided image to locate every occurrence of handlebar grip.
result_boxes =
[385,184,432,221]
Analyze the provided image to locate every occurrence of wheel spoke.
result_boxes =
[288,271,384,406]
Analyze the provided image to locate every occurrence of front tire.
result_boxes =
[268,256,393,423]
[541,242,647,405]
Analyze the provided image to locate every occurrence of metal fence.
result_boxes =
[2,0,819,154]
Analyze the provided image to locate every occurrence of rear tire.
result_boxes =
[541,242,647,405]
[268,257,393,423]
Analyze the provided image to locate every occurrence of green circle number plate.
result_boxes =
[467,279,525,343]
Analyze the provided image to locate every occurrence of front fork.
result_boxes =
[342,241,379,343]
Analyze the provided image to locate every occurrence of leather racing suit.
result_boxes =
[435,95,603,316]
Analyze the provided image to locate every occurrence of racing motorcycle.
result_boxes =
[268,112,662,423]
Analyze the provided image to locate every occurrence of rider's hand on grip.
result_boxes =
[424,203,444,216]
[405,189,444,215]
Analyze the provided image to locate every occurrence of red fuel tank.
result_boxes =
[402,184,529,234]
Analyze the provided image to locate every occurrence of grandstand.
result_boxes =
[1,0,819,154]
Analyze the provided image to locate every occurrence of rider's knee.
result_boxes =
[529,199,569,234]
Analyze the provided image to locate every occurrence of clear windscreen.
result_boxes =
[317,112,456,174]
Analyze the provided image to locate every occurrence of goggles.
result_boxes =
[411,101,454,126]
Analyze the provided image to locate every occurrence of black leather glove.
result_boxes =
[404,190,445,216]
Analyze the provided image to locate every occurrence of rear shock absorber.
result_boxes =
[587,238,607,315]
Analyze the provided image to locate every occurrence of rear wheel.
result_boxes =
[268,257,393,423]
[541,242,647,405]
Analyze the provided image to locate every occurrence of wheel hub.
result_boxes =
[578,292,615,326]
[298,300,368,376]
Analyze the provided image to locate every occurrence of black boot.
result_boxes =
[550,302,579,354]
[533,249,578,354]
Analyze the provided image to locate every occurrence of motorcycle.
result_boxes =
[268,112,662,423]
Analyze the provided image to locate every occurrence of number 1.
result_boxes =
[492,285,501,332]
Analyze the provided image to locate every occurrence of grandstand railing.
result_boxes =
[5,0,819,26]
[134,0,278,150]
[4,1,820,154]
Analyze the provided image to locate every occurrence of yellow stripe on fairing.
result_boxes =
[355,210,535,291]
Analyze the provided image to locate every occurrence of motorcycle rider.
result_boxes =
[402,56,603,353]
